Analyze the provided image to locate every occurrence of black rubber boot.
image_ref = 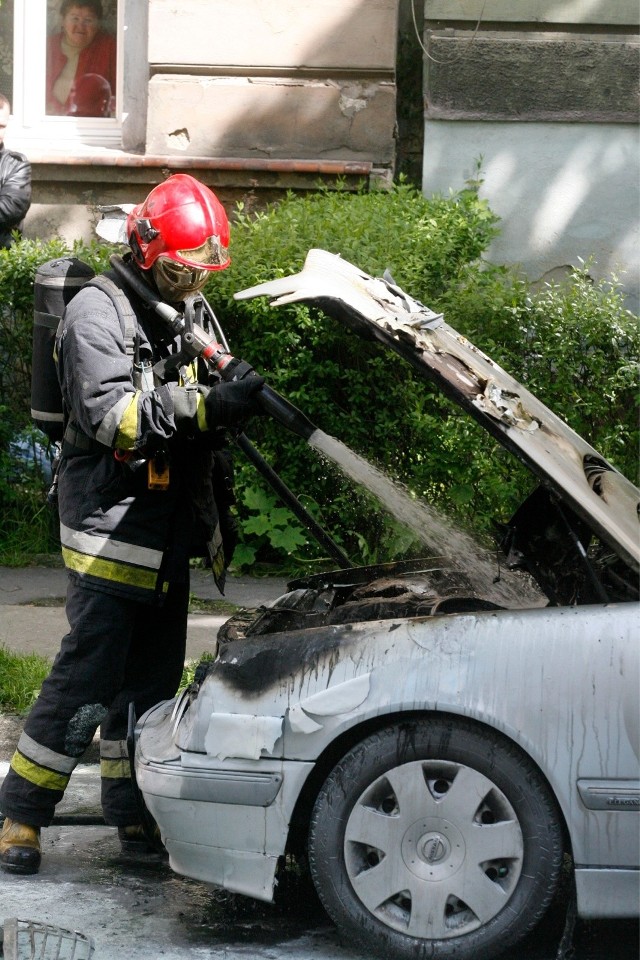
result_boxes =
[117,824,166,859]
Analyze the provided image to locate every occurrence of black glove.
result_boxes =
[204,376,265,429]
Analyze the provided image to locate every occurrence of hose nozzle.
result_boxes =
[109,253,317,441]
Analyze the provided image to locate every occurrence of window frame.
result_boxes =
[10,0,134,149]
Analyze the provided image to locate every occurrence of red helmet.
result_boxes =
[126,174,231,271]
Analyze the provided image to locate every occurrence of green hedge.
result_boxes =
[207,183,639,568]
[0,184,637,572]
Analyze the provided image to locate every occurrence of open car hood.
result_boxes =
[236,249,639,600]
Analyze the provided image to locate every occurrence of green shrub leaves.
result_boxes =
[0,186,636,573]
[209,183,638,569]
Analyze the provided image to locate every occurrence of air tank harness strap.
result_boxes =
[58,275,138,460]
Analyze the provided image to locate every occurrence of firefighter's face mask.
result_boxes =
[152,256,209,303]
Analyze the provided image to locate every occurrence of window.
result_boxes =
[2,0,124,147]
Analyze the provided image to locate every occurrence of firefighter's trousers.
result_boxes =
[0,577,188,828]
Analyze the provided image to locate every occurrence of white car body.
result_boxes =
[134,251,639,960]
[137,600,639,913]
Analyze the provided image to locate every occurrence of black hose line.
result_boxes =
[108,254,352,568]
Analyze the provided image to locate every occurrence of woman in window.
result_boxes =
[46,1,116,117]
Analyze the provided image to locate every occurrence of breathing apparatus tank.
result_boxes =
[31,257,96,442]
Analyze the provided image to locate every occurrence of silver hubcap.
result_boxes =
[344,759,524,939]
[401,818,466,882]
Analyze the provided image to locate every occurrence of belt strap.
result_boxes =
[62,423,111,456]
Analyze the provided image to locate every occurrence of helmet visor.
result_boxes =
[175,234,230,269]
[153,257,209,297]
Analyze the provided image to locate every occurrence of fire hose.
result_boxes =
[109,254,352,569]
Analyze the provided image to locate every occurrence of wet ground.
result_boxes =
[1,569,638,959]
[0,817,638,960]
[0,824,360,960]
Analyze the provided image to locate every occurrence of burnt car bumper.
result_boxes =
[134,698,313,899]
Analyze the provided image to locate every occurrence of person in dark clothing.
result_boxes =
[0,94,31,249]
[0,174,264,874]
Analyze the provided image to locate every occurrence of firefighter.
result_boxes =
[0,174,264,874]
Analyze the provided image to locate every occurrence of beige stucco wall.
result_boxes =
[146,77,396,162]
[145,0,399,166]
[148,0,397,69]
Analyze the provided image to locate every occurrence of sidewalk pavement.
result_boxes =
[0,565,289,661]
[0,569,366,960]
[0,563,290,802]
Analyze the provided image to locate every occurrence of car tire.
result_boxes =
[308,717,564,960]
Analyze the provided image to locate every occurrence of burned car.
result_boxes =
[133,251,639,960]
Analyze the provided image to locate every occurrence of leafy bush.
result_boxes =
[233,484,311,570]
[510,265,637,476]
[438,261,639,508]
[0,185,636,573]
[0,417,57,564]
[207,181,503,565]
[0,238,112,563]
[207,183,638,567]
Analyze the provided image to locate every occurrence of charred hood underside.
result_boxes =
[233,250,638,610]
[218,559,506,647]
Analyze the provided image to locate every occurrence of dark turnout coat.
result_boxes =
[55,276,235,602]
[0,143,31,247]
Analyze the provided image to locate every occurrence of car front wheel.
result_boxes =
[308,718,564,960]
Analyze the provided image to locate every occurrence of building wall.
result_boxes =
[22,0,399,245]
[420,0,640,310]
[145,0,397,164]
